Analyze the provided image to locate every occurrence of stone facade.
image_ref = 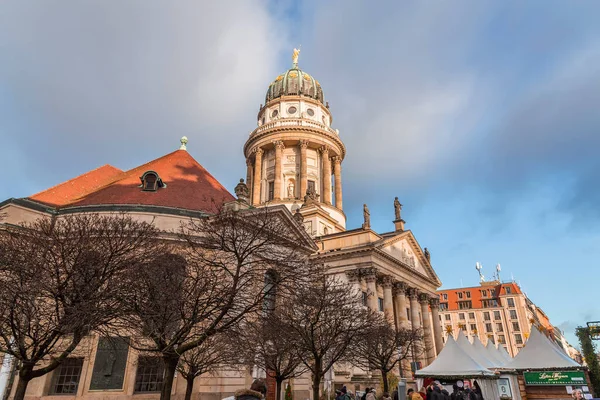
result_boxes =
[0,54,444,400]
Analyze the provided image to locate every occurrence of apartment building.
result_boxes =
[436,280,579,359]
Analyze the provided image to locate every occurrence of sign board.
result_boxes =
[497,378,512,398]
[523,371,586,386]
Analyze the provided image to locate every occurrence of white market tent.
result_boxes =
[416,335,499,400]
[503,327,582,370]
[485,340,509,367]
[416,335,495,378]
[497,342,512,362]
[456,331,497,368]
[473,336,505,368]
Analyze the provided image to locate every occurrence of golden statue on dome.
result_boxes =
[292,47,300,65]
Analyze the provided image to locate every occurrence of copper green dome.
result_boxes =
[265,66,324,105]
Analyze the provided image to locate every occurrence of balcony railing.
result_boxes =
[251,118,339,137]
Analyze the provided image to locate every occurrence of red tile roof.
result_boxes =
[29,164,124,207]
[437,282,523,311]
[29,150,235,214]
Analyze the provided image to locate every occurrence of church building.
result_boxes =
[0,50,443,399]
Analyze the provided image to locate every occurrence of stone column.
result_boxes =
[299,140,308,198]
[362,268,378,312]
[429,298,444,355]
[333,156,343,209]
[252,148,263,205]
[394,282,412,379]
[245,158,253,191]
[273,141,284,201]
[320,147,332,204]
[346,269,362,302]
[381,276,394,323]
[420,294,436,364]
[394,282,409,329]
[408,289,427,366]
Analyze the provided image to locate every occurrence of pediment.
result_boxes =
[377,231,441,286]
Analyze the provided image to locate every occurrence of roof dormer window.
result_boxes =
[140,171,166,191]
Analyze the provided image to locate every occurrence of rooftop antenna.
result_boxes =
[495,263,501,281]
[511,272,515,282]
[475,262,485,283]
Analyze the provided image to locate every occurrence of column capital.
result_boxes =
[345,269,361,283]
[418,293,431,305]
[378,275,394,288]
[429,297,440,307]
[319,145,330,154]
[393,281,407,294]
[272,140,285,150]
[360,267,377,282]
[298,139,309,149]
[332,155,342,164]
[253,147,264,156]
[246,158,253,166]
[407,288,419,300]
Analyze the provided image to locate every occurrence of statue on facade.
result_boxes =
[287,182,295,198]
[424,247,430,262]
[292,48,301,65]
[394,197,402,220]
[293,208,304,224]
[234,178,250,203]
[362,204,370,229]
[303,186,319,206]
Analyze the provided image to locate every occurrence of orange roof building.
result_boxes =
[437,280,578,359]
[2,139,235,225]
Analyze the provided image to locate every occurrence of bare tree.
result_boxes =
[278,273,376,400]
[352,321,424,393]
[177,333,232,400]
[120,206,316,400]
[0,214,161,400]
[237,314,308,400]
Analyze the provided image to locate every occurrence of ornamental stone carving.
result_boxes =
[234,179,250,202]
[298,140,309,149]
[360,267,377,282]
[379,275,394,288]
[345,269,361,283]
[407,288,419,300]
[393,281,407,294]
[273,140,285,150]
[429,297,440,307]
[418,293,431,304]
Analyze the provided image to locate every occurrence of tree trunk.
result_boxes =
[184,376,194,400]
[312,359,322,400]
[381,369,389,394]
[276,378,283,400]
[13,375,30,400]
[160,356,180,400]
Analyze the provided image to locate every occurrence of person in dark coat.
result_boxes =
[472,381,484,400]
[234,379,267,400]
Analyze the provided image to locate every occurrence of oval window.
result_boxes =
[271,109,278,118]
[307,108,315,116]
[288,106,297,115]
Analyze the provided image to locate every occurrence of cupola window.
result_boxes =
[271,109,278,118]
[140,171,166,191]
[287,106,297,115]
[306,108,314,116]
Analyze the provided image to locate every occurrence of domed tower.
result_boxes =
[243,49,346,235]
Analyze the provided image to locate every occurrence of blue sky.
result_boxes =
[1,1,599,346]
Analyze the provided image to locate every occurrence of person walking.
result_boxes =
[407,389,423,400]
[233,379,267,400]
[382,392,392,400]
[366,388,376,400]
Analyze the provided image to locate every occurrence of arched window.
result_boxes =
[140,171,166,191]
[263,270,278,314]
